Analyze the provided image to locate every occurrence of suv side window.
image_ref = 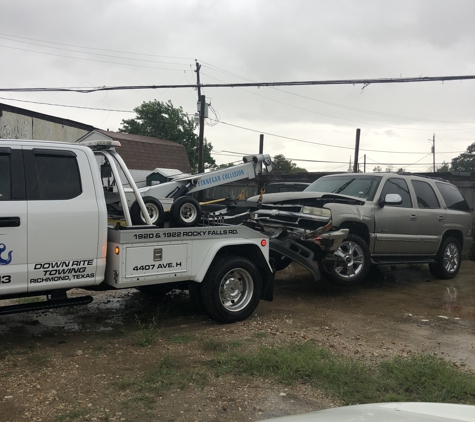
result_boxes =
[0,153,11,201]
[380,178,412,207]
[436,182,470,212]
[25,150,82,200]
[411,180,440,209]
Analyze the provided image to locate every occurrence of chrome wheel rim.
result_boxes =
[141,203,159,224]
[443,243,460,274]
[180,203,198,223]
[219,268,254,312]
[333,241,365,279]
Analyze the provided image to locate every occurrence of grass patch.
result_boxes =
[380,354,475,403]
[54,408,89,422]
[202,339,243,352]
[165,333,196,344]
[209,342,475,405]
[134,315,157,347]
[28,353,50,367]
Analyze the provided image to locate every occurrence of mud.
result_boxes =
[1,260,474,422]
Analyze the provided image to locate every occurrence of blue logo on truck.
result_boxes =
[0,243,12,265]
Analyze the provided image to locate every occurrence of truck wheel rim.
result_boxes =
[219,268,254,312]
[141,203,159,224]
[333,241,365,279]
[443,243,459,273]
[180,203,197,223]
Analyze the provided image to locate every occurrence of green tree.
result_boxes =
[451,142,475,172]
[373,166,383,172]
[436,161,451,172]
[120,100,216,172]
[272,154,307,173]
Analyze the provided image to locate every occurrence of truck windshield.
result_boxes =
[305,175,382,200]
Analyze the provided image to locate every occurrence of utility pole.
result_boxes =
[353,128,361,173]
[431,133,436,173]
[364,154,366,173]
[195,61,205,174]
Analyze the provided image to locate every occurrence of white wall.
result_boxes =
[0,111,88,142]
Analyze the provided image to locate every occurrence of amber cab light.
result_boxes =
[115,246,120,255]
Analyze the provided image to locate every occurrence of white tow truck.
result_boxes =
[0,139,347,323]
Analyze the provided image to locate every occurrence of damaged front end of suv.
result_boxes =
[241,193,353,281]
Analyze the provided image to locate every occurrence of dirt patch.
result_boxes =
[1,261,475,422]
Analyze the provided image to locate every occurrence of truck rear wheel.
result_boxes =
[170,197,201,227]
[200,256,262,323]
[130,196,164,227]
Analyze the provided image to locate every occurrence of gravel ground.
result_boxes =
[1,261,475,422]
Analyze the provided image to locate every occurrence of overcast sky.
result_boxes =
[1,0,474,172]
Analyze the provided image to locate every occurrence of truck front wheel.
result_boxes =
[200,256,263,323]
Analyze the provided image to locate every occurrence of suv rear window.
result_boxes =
[436,182,470,212]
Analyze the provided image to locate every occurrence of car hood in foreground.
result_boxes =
[258,402,475,422]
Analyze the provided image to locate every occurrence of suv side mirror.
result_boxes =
[379,193,402,207]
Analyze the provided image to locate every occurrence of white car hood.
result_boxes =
[258,402,475,422]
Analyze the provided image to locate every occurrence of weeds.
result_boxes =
[209,342,475,405]
[202,339,242,352]
[165,333,196,344]
[134,315,157,347]
[28,353,51,367]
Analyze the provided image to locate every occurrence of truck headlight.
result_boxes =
[302,206,331,218]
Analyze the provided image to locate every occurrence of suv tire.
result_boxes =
[429,236,462,279]
[320,234,371,285]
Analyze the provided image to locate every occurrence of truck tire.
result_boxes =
[170,197,201,227]
[200,256,263,323]
[130,196,164,227]
[429,236,462,279]
[320,234,370,286]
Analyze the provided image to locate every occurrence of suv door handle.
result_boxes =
[0,217,20,227]
[410,214,417,221]
[438,215,444,222]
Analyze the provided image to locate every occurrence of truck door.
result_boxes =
[23,147,101,291]
[0,147,28,294]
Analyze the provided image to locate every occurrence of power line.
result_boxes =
[0,44,188,71]
[2,74,475,93]
[0,32,194,60]
[214,150,446,167]
[0,96,134,112]
[200,63,475,124]
[0,37,190,66]
[214,120,464,155]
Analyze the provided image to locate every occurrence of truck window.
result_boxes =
[26,152,82,200]
[411,180,440,209]
[0,154,11,201]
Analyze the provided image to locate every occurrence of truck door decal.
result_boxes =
[0,243,12,265]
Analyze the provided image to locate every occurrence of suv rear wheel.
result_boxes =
[429,236,462,279]
[319,234,371,285]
